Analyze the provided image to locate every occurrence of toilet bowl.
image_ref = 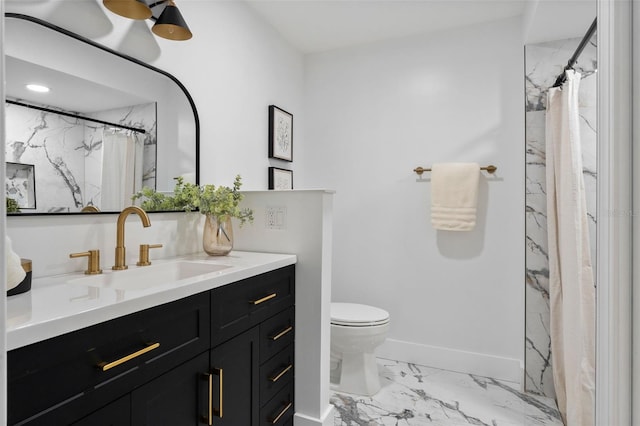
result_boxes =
[330,303,390,396]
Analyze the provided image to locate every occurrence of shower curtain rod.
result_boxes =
[6,99,146,134]
[552,18,597,88]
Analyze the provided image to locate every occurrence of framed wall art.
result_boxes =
[268,105,293,162]
[6,162,36,209]
[269,167,293,190]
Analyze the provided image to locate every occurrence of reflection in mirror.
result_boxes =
[4,13,199,214]
[6,99,155,213]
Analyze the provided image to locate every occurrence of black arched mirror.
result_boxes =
[4,13,199,215]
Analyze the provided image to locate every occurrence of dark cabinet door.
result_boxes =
[71,395,131,426]
[131,352,209,426]
[210,327,260,426]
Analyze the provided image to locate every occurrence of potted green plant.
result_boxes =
[198,175,253,256]
[132,175,253,256]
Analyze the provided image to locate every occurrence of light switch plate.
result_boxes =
[265,206,287,230]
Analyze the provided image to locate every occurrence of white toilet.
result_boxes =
[330,303,390,396]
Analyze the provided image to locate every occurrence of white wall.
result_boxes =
[5,0,304,190]
[145,1,304,189]
[234,190,334,426]
[300,17,525,381]
[6,213,202,278]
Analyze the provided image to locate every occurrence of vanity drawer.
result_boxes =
[260,345,294,404]
[212,265,294,346]
[260,307,294,363]
[8,292,209,425]
[261,383,294,426]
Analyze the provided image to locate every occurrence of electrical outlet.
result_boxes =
[265,206,287,230]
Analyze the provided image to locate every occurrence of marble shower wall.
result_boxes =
[6,103,85,213]
[5,102,156,213]
[524,35,597,398]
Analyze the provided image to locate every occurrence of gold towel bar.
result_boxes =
[414,165,497,176]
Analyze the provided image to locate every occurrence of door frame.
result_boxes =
[596,0,633,424]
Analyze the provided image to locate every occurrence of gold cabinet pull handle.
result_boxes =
[250,293,277,305]
[201,373,213,426]
[98,342,160,371]
[213,367,223,418]
[270,401,292,424]
[270,326,293,341]
[268,364,293,383]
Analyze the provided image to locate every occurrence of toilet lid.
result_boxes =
[331,303,390,327]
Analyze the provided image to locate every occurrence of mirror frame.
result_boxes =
[4,12,200,215]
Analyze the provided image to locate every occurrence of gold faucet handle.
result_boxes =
[70,250,103,275]
[137,244,163,266]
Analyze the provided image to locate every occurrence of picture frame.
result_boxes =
[6,162,36,209]
[268,105,293,162]
[269,167,293,190]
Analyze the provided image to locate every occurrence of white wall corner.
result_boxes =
[294,405,335,426]
[233,190,334,426]
[521,0,539,43]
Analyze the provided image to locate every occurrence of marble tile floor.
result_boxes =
[331,359,563,426]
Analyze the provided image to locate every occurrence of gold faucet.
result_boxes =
[113,206,151,270]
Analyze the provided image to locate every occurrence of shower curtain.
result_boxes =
[100,129,143,211]
[545,70,595,426]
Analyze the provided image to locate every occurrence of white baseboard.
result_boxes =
[377,338,523,385]
[294,405,334,426]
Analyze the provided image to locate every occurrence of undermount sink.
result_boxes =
[69,261,232,291]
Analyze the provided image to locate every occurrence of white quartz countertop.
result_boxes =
[6,251,297,351]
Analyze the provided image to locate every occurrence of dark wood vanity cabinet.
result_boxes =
[7,264,295,426]
[210,264,295,426]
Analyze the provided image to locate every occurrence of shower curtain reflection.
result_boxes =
[100,129,143,211]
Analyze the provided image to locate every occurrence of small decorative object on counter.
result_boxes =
[203,215,234,256]
[198,175,253,256]
[8,259,32,297]
[6,235,26,294]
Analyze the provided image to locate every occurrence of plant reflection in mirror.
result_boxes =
[6,197,21,213]
[132,175,253,225]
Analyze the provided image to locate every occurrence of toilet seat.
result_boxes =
[331,303,390,327]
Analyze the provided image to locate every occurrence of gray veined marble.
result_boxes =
[5,101,156,213]
[524,34,597,399]
[332,359,562,426]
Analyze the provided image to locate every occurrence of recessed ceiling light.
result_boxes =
[26,84,50,93]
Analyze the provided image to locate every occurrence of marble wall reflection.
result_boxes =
[524,35,597,398]
[5,101,156,213]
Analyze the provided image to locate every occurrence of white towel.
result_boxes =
[6,236,26,291]
[431,162,480,231]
